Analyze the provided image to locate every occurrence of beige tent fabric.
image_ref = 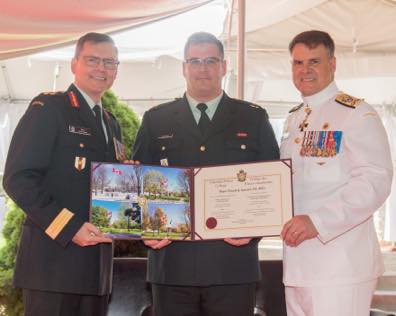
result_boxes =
[0,0,213,60]
[223,0,396,80]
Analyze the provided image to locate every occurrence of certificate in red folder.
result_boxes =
[90,160,293,240]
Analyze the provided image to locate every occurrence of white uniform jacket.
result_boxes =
[280,81,393,287]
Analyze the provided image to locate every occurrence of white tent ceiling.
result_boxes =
[0,0,226,114]
[223,0,396,106]
[1,0,396,113]
[0,0,213,59]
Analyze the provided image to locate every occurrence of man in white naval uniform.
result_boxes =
[280,30,393,316]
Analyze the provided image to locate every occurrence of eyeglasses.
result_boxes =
[81,55,120,70]
[185,57,222,67]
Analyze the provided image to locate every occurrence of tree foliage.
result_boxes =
[150,207,167,234]
[144,170,166,195]
[102,90,140,159]
[0,89,141,315]
[91,206,111,228]
[0,199,25,316]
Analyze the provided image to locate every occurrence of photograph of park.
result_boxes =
[90,162,192,240]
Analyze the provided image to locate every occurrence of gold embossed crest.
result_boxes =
[237,170,247,182]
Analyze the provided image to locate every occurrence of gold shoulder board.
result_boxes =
[289,103,303,113]
[335,93,363,108]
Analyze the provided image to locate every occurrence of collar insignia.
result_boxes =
[68,91,80,109]
[289,103,304,113]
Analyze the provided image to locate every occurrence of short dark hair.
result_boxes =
[289,30,335,57]
[184,32,224,59]
[74,32,117,58]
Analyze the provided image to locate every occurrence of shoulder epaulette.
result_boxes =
[289,103,303,113]
[30,91,65,107]
[232,98,262,110]
[42,91,64,96]
[31,100,45,107]
[335,93,363,108]
[248,103,261,109]
[149,99,180,112]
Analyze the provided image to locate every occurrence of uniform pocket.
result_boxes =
[224,139,258,162]
[61,134,97,178]
[153,138,183,164]
[304,156,341,183]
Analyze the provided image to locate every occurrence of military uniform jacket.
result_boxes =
[133,93,279,286]
[280,81,393,287]
[3,84,121,295]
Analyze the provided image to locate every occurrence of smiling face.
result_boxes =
[183,43,226,102]
[71,41,118,103]
[291,43,336,97]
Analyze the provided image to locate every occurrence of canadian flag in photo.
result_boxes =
[112,167,122,175]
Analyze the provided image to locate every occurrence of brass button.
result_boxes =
[161,146,166,151]
[294,138,301,144]
[200,145,206,152]
[241,144,246,150]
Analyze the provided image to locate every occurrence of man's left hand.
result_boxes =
[224,238,252,247]
[281,215,318,247]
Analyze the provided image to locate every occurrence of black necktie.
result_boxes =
[93,105,106,143]
[197,103,211,135]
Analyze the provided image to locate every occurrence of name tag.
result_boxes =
[69,125,91,136]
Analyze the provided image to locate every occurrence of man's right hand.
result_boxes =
[72,222,113,247]
[143,239,172,249]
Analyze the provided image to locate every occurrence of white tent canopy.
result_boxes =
[2,0,396,108]
[0,0,214,60]
[223,0,396,106]
[0,0,226,105]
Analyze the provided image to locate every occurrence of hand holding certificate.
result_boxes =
[90,160,293,240]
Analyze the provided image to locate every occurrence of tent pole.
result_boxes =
[1,63,14,101]
[237,0,245,100]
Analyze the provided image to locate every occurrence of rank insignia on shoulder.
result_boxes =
[68,91,80,109]
[31,100,44,107]
[335,93,362,108]
[249,103,260,109]
[42,91,63,96]
[289,103,304,113]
